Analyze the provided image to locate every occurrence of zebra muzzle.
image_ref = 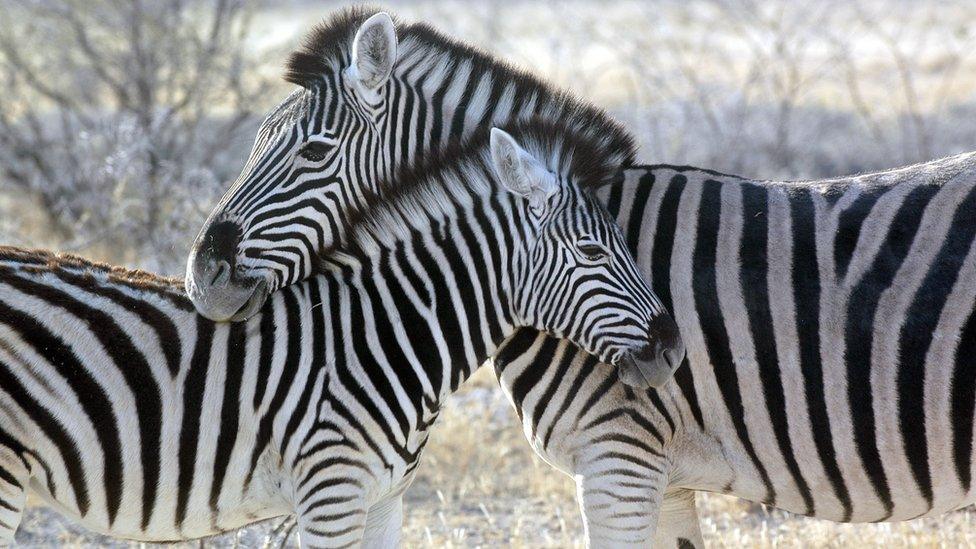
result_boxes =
[617,345,676,389]
[615,315,685,389]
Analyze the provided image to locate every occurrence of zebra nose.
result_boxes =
[197,220,242,264]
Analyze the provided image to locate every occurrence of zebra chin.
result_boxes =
[615,343,683,388]
[609,314,686,389]
[185,271,270,323]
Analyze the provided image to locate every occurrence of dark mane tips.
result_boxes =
[0,245,186,295]
[284,5,393,87]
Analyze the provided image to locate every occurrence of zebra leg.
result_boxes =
[361,495,402,548]
[0,445,28,545]
[575,461,667,548]
[295,488,368,548]
[296,501,367,549]
[653,490,703,549]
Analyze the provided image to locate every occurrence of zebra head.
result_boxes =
[185,10,401,321]
[490,126,684,387]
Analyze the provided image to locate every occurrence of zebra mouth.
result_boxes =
[228,278,269,322]
[615,344,679,389]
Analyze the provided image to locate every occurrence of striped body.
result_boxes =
[0,251,445,542]
[0,123,671,546]
[495,154,976,546]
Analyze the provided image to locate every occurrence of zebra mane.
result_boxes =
[325,117,627,262]
[284,6,635,170]
[0,246,191,307]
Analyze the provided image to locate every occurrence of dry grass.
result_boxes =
[16,367,976,547]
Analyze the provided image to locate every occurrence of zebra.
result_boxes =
[182,9,976,547]
[0,119,678,546]
[183,6,680,387]
[491,156,976,547]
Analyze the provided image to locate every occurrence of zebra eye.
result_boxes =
[298,141,333,162]
[577,242,610,263]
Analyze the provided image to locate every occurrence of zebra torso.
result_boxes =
[496,152,976,543]
[0,249,448,541]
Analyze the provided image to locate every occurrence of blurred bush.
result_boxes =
[2,0,976,273]
[0,0,274,273]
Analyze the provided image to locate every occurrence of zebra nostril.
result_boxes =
[633,343,655,362]
[211,260,232,288]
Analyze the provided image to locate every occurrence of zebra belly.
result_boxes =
[23,448,290,541]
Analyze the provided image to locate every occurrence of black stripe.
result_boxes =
[833,186,888,279]
[448,66,480,139]
[360,264,424,429]
[647,173,704,428]
[282,283,326,457]
[457,197,505,344]
[544,353,601,448]
[740,183,814,514]
[692,178,776,505]
[389,242,441,398]
[510,336,559,421]
[844,182,940,519]
[625,171,654,258]
[412,231,468,392]
[897,183,976,508]
[176,316,215,529]
[427,58,457,148]
[253,308,277,409]
[790,188,852,519]
[604,178,624,217]
[530,340,581,437]
[327,267,413,463]
[346,268,411,435]
[209,321,247,517]
[436,219,486,370]
[411,68,431,158]
[951,308,976,491]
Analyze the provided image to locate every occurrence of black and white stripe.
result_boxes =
[0,121,672,546]
[494,155,976,547]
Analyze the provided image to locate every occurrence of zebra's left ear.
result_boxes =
[490,128,559,213]
[350,12,397,95]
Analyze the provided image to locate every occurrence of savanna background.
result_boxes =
[2,0,976,546]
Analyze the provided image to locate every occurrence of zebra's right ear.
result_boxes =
[350,12,397,95]
[490,128,559,213]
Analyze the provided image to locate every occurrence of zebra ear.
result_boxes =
[351,12,397,93]
[490,128,559,213]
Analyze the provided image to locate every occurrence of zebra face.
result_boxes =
[186,13,399,321]
[492,129,684,387]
